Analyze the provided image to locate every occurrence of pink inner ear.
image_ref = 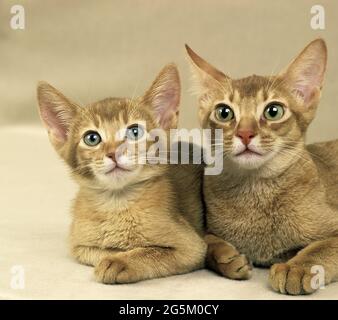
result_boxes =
[154,88,179,129]
[41,104,68,142]
[293,64,322,103]
[292,78,317,104]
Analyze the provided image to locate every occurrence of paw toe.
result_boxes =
[270,263,289,294]
[94,258,126,284]
[285,265,304,295]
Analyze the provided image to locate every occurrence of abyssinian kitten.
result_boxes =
[37,64,207,284]
[186,39,338,295]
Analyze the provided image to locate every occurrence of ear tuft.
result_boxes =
[142,64,180,129]
[282,38,327,105]
[37,82,78,148]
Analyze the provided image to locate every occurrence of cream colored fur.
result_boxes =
[37,64,207,284]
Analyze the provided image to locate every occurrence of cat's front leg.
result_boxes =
[94,234,207,284]
[205,234,252,280]
[269,237,338,295]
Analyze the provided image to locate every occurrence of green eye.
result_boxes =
[126,125,144,140]
[83,131,101,146]
[215,103,234,122]
[263,103,285,121]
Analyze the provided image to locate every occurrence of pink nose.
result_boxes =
[106,152,116,162]
[236,130,255,145]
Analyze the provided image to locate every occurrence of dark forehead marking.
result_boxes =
[228,91,234,102]
[87,97,130,123]
[232,75,270,98]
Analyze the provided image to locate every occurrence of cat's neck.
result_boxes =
[77,173,165,213]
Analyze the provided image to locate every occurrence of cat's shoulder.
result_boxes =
[307,139,338,169]
[307,139,338,207]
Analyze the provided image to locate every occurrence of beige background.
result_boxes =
[0,0,337,142]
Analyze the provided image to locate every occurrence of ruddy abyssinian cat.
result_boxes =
[37,64,206,284]
[186,39,338,295]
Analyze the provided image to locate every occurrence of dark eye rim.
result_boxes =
[264,101,285,119]
[83,130,102,146]
[127,123,141,131]
[214,103,235,121]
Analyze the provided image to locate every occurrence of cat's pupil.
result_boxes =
[132,128,138,136]
[268,106,278,117]
[220,107,231,119]
[89,134,97,142]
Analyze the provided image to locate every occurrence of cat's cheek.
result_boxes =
[231,137,245,155]
[117,155,135,169]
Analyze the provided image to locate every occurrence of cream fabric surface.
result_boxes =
[0,126,337,300]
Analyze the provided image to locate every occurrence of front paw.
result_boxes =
[207,241,252,280]
[94,257,138,284]
[269,263,319,295]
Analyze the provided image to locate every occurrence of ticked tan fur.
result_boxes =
[37,64,206,284]
[187,39,338,294]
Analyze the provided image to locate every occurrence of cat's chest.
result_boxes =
[205,178,305,264]
[98,210,148,249]
[72,207,151,250]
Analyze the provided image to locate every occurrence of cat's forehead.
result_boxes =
[218,75,288,113]
[231,75,271,101]
[81,97,153,127]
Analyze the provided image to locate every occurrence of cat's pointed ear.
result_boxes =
[185,44,230,93]
[281,38,327,107]
[37,82,79,150]
[142,64,180,129]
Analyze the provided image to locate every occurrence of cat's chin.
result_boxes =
[95,167,141,190]
[105,166,133,178]
[231,151,270,170]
